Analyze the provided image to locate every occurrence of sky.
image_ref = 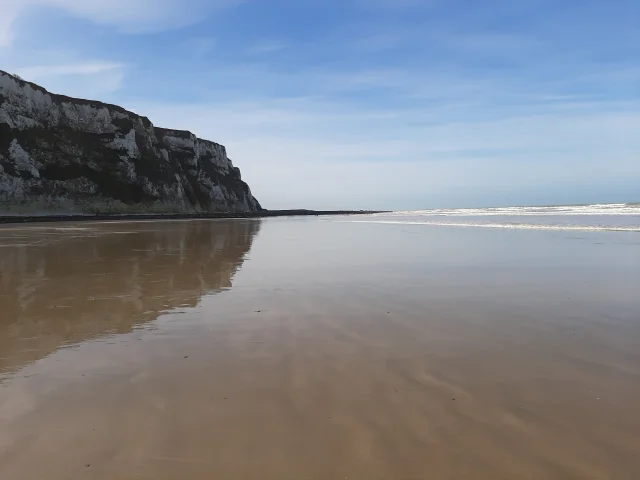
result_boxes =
[0,0,638,210]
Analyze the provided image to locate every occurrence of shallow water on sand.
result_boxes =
[1,218,640,479]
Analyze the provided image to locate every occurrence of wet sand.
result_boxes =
[1,218,640,479]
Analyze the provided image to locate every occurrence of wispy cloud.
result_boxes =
[14,61,124,79]
[352,33,407,52]
[354,0,436,9]
[247,40,288,55]
[0,1,20,47]
[184,36,217,57]
[0,0,240,46]
[11,62,126,97]
[437,31,543,58]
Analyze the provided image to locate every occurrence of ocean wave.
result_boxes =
[378,203,640,217]
[343,220,640,232]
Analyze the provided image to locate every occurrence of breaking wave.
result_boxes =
[380,203,640,217]
[342,203,640,232]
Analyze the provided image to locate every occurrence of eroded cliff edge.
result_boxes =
[0,70,261,214]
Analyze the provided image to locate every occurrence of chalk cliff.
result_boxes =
[0,70,261,214]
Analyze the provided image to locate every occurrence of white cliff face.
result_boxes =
[8,140,40,178]
[109,129,139,159]
[0,70,261,214]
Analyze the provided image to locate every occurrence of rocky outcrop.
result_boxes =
[0,70,261,214]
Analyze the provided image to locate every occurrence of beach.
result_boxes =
[1,210,640,479]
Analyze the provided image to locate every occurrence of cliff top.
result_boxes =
[1,70,153,128]
[0,69,227,148]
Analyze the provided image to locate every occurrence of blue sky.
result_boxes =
[1,0,638,209]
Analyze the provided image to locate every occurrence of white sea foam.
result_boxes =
[343,220,640,232]
[342,203,640,232]
[377,203,640,217]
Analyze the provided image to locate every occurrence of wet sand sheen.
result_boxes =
[1,219,640,479]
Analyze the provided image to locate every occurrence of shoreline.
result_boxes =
[0,209,384,225]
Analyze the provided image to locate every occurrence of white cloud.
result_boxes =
[15,61,124,79]
[11,62,126,97]
[0,1,20,47]
[0,0,239,47]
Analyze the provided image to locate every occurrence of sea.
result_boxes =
[343,202,640,232]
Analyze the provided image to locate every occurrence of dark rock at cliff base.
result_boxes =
[0,70,261,214]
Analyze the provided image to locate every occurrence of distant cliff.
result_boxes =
[0,70,261,214]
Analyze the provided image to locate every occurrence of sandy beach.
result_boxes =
[1,217,640,479]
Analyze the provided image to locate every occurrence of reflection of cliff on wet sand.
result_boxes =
[0,220,261,375]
